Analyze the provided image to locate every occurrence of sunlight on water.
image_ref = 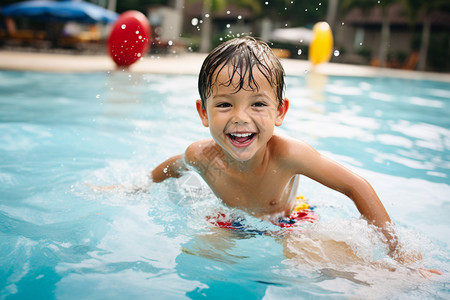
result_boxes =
[0,70,449,299]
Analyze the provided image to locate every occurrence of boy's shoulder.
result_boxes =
[184,139,222,165]
[270,133,314,163]
[270,133,304,152]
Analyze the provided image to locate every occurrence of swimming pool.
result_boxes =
[0,69,449,299]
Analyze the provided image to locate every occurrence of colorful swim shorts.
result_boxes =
[207,196,318,233]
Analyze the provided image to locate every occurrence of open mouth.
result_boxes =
[227,132,256,147]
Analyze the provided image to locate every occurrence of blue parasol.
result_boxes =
[1,0,118,24]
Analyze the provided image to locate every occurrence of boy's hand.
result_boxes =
[85,181,151,193]
[86,183,119,192]
[418,268,443,278]
[390,246,442,278]
[391,248,422,264]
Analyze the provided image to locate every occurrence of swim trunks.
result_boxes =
[207,196,318,233]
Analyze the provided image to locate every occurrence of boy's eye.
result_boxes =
[252,102,267,107]
[216,103,231,108]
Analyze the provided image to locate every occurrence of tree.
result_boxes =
[340,0,396,67]
[115,0,169,14]
[258,0,328,28]
[400,0,450,70]
[197,0,225,52]
[194,0,261,52]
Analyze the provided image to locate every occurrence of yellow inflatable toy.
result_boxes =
[308,22,333,65]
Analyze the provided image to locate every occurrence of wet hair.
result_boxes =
[198,36,285,108]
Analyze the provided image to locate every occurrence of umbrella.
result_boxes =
[1,0,118,24]
[270,27,314,45]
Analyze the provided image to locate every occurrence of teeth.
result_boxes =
[230,133,252,137]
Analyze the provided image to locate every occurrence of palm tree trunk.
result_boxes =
[378,10,390,68]
[200,0,212,53]
[108,0,116,11]
[326,0,339,30]
[417,13,431,71]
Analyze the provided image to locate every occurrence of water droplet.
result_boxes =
[135,30,139,34]
[265,1,269,5]
[168,40,173,46]
[304,70,309,74]
[297,49,302,55]
[237,15,242,20]
[121,24,126,29]
[305,9,308,11]
[191,18,198,26]
[137,52,141,57]
[138,35,142,39]
[226,10,230,14]
[96,94,100,99]
[205,14,210,18]
[333,50,340,56]
[226,24,231,28]
[342,22,345,25]
[360,42,363,46]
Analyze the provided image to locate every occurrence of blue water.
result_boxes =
[0,70,449,299]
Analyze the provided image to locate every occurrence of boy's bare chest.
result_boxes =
[202,165,297,217]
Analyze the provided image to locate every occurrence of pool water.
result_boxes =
[0,70,449,299]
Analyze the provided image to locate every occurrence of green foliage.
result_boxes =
[427,32,450,71]
[187,0,261,15]
[116,0,169,14]
[401,0,450,24]
[259,0,328,26]
[339,0,376,14]
[356,47,371,59]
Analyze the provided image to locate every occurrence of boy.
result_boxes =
[150,37,433,269]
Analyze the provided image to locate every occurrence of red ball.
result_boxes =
[107,10,151,67]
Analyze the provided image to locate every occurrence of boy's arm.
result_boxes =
[151,140,210,182]
[152,154,186,182]
[88,154,186,191]
[287,141,442,274]
[283,139,398,256]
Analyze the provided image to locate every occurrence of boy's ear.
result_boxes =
[275,98,289,126]
[196,99,209,127]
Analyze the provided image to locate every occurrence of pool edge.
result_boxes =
[0,50,449,83]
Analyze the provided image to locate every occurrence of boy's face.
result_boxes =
[196,64,288,162]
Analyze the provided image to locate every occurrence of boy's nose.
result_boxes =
[232,107,251,124]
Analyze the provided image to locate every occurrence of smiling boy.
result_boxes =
[150,37,430,266]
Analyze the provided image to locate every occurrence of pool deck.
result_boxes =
[1,50,450,82]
